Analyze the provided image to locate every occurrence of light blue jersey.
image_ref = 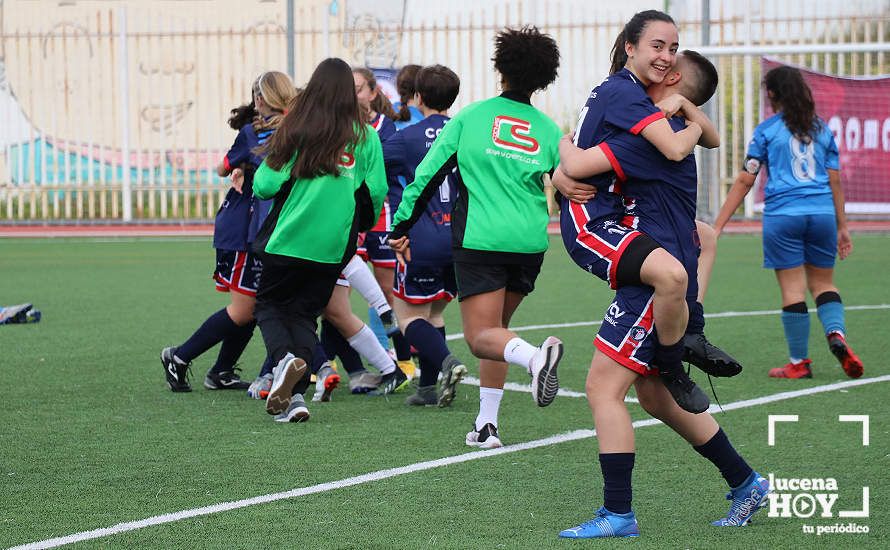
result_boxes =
[393,104,424,130]
[746,114,839,216]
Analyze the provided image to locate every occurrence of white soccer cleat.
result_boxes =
[465,423,503,449]
[529,336,563,407]
[265,354,307,416]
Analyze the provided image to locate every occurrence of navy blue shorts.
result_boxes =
[394,262,457,304]
[762,213,837,269]
[562,201,643,289]
[357,231,396,268]
[594,285,658,377]
[214,249,262,297]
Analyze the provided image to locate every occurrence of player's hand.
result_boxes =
[837,227,853,259]
[230,168,245,194]
[389,236,411,266]
[551,166,596,204]
[655,94,687,118]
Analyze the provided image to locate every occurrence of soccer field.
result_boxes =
[1,234,888,549]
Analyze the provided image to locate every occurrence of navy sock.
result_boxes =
[210,321,255,374]
[693,428,753,489]
[686,300,706,335]
[405,318,450,371]
[321,320,364,374]
[177,308,240,363]
[259,354,275,377]
[310,342,328,374]
[600,452,634,514]
[419,356,439,387]
[655,339,685,376]
[392,332,412,361]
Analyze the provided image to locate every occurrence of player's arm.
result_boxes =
[639,117,702,161]
[381,130,407,178]
[551,165,597,204]
[218,128,251,177]
[252,158,294,200]
[558,134,614,180]
[389,115,462,241]
[655,94,719,149]
[360,132,388,220]
[714,163,758,236]
[827,168,852,259]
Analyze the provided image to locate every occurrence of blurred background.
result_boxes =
[0,0,887,224]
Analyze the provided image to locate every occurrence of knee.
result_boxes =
[636,392,665,420]
[657,264,688,296]
[227,304,255,326]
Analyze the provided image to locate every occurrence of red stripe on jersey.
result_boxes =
[629,111,666,135]
[568,201,641,289]
[372,114,384,132]
[371,200,390,232]
[599,142,626,182]
[594,336,652,376]
[223,155,232,173]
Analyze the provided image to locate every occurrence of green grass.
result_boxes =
[1,234,888,549]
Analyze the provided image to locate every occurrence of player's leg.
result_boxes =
[396,299,438,405]
[762,214,812,378]
[634,376,770,526]
[683,221,742,377]
[323,285,406,393]
[632,241,708,412]
[559,351,640,539]
[803,214,862,378]
[204,290,256,390]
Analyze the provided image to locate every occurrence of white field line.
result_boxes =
[443,304,890,342]
[460,374,639,403]
[14,374,890,550]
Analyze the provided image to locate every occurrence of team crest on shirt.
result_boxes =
[491,115,540,154]
[630,325,647,342]
[340,152,355,169]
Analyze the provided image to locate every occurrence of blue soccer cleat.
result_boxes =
[712,471,771,526]
[559,507,640,539]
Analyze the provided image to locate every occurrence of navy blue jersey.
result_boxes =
[569,68,666,225]
[214,122,276,250]
[371,112,397,143]
[393,104,424,130]
[383,114,454,265]
[605,116,700,299]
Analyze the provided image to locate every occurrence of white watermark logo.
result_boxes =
[766,415,870,536]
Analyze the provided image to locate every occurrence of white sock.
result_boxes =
[342,256,391,315]
[475,387,504,430]
[503,337,538,371]
[348,325,395,374]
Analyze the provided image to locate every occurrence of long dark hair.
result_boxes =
[395,64,421,121]
[263,58,366,179]
[609,10,676,75]
[764,65,820,142]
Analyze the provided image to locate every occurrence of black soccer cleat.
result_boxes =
[683,332,743,377]
[659,365,710,414]
[203,368,252,390]
[161,347,192,392]
[378,365,410,395]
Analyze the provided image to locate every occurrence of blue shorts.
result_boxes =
[214,249,262,296]
[356,231,396,268]
[594,285,658,376]
[763,214,837,270]
[394,262,457,304]
[561,201,642,289]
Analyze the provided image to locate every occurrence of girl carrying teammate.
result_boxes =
[161,71,295,394]
[714,65,862,380]
[555,13,770,538]
[383,64,464,407]
[251,58,387,422]
[389,26,564,449]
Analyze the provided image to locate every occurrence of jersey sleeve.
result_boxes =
[389,113,462,239]
[252,158,293,200]
[223,127,255,173]
[382,130,408,178]
[605,84,664,135]
[821,124,840,170]
[377,117,397,143]
[358,131,388,219]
